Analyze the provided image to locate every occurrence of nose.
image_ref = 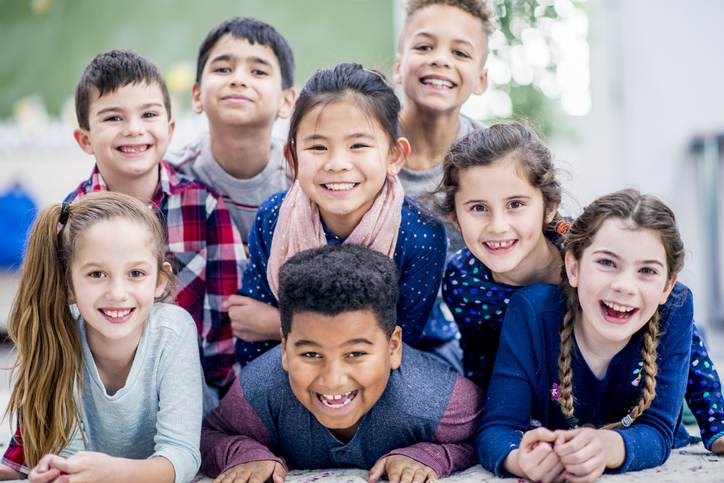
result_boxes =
[488,210,509,234]
[323,150,353,172]
[611,270,637,295]
[123,116,144,137]
[318,359,348,391]
[106,276,130,302]
[229,68,248,88]
[430,48,451,69]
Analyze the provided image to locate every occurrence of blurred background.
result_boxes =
[0,0,723,337]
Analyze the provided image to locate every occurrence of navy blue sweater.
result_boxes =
[477,283,693,476]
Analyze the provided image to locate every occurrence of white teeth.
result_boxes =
[603,301,635,313]
[485,240,515,249]
[118,145,149,153]
[422,78,454,88]
[319,391,356,407]
[102,308,132,318]
[325,183,356,191]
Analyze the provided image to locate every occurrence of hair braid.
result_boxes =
[557,296,578,426]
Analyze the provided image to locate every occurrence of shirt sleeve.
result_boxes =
[475,291,542,477]
[397,217,447,345]
[385,376,484,477]
[2,426,29,475]
[202,194,246,389]
[200,381,285,477]
[153,310,204,483]
[238,195,279,307]
[611,285,694,473]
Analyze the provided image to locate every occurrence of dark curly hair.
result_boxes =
[278,245,399,338]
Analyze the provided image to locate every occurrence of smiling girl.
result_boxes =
[477,189,693,481]
[0,192,202,483]
[227,63,447,368]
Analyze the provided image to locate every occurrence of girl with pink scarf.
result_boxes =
[227,63,447,370]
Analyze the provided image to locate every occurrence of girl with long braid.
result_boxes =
[476,189,693,481]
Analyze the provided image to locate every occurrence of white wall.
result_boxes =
[555,0,724,329]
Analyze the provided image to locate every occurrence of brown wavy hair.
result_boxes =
[557,189,684,428]
[5,191,170,467]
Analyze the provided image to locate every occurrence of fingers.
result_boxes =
[45,456,74,475]
[222,295,249,310]
[521,427,559,448]
[29,468,61,483]
[368,457,386,483]
[554,429,590,458]
[272,463,287,483]
[712,435,724,454]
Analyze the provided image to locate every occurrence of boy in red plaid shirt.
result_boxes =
[66,49,245,395]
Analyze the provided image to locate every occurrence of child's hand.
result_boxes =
[711,434,724,454]
[223,295,282,342]
[41,451,120,483]
[368,454,438,483]
[28,454,62,483]
[511,427,565,483]
[553,428,607,482]
[213,460,286,483]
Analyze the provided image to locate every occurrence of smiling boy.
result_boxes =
[201,245,483,482]
[66,50,244,394]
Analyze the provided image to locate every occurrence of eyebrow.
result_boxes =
[592,249,666,267]
[462,195,531,205]
[293,337,375,348]
[412,32,475,49]
[95,103,163,116]
[78,261,152,270]
[301,133,376,143]
[210,53,273,68]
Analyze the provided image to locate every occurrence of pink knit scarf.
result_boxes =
[267,175,405,298]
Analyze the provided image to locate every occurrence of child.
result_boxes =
[393,0,493,367]
[0,192,202,483]
[167,17,297,247]
[477,189,692,479]
[439,123,724,453]
[231,63,447,367]
[66,49,244,394]
[201,244,483,482]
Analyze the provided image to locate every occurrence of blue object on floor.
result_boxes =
[0,182,37,270]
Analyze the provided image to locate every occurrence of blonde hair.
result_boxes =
[557,189,684,429]
[5,191,169,467]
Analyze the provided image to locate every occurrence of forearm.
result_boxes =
[109,456,175,483]
[502,449,524,478]
[601,430,625,469]
[0,464,22,480]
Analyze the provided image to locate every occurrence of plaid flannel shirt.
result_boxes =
[65,161,245,390]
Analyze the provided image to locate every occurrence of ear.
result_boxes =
[283,143,297,179]
[389,325,403,370]
[191,83,203,114]
[281,336,289,371]
[659,275,678,305]
[73,128,95,155]
[564,251,579,288]
[167,118,176,140]
[393,53,403,85]
[473,68,489,96]
[155,261,173,298]
[448,211,461,232]
[276,86,298,119]
[545,203,559,224]
[387,137,411,176]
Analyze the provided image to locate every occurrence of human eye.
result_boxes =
[596,258,616,268]
[306,144,327,152]
[413,43,432,52]
[507,199,525,209]
[252,68,269,76]
[103,114,122,122]
[453,49,471,59]
[212,65,232,74]
[346,351,367,359]
[129,269,147,279]
[350,142,371,150]
[87,270,105,279]
[470,203,488,213]
[639,266,659,276]
[301,352,322,359]
[142,111,159,119]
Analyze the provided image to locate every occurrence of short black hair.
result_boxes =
[75,49,171,131]
[196,16,295,89]
[279,245,399,338]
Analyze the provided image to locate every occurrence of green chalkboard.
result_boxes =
[0,0,395,117]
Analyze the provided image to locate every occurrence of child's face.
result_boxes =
[394,4,488,115]
[281,310,402,441]
[70,218,167,347]
[454,160,556,285]
[73,82,174,192]
[565,218,676,349]
[193,34,295,128]
[290,99,408,236]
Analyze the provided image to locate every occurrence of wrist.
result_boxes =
[600,430,625,469]
[502,448,523,477]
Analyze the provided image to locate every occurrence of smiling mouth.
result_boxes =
[600,300,638,322]
[99,307,135,323]
[419,76,456,89]
[323,182,358,191]
[116,144,150,154]
[483,239,517,252]
[316,390,359,408]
